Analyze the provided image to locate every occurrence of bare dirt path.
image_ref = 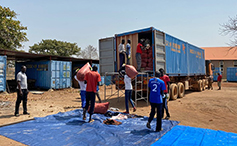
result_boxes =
[0,82,237,145]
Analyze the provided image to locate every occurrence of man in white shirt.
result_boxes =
[119,39,126,68]
[124,74,136,114]
[15,66,29,117]
[74,75,87,109]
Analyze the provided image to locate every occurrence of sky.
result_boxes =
[1,0,237,52]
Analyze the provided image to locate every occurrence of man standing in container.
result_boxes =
[74,68,87,109]
[15,66,30,117]
[159,68,171,120]
[217,73,222,90]
[83,65,101,122]
[119,39,126,68]
[146,72,166,132]
[126,39,131,65]
[136,39,145,72]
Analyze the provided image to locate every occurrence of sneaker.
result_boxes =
[156,128,163,132]
[165,116,170,120]
[23,112,30,115]
[89,119,94,123]
[123,111,129,114]
[133,107,136,112]
[15,113,20,117]
[146,122,151,129]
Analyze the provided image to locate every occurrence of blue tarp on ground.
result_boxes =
[152,125,237,146]
[0,109,179,146]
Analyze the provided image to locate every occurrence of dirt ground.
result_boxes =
[0,82,237,145]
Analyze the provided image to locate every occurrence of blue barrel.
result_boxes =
[227,67,237,82]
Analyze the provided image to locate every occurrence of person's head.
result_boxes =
[121,39,125,44]
[21,65,26,73]
[139,38,145,44]
[159,68,164,77]
[92,65,98,71]
[218,73,220,75]
[127,39,131,44]
[155,71,160,78]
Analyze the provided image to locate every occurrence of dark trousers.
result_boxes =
[85,92,96,115]
[125,90,135,113]
[119,53,125,68]
[162,96,170,118]
[15,89,28,114]
[95,91,101,103]
[148,103,163,131]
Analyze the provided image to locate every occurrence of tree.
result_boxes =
[0,6,28,50]
[29,39,81,57]
[220,15,237,47]
[80,45,99,59]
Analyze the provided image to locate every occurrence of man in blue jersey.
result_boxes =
[146,72,166,132]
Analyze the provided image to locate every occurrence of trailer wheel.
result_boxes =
[197,80,203,91]
[202,79,206,90]
[170,84,178,100]
[177,82,185,98]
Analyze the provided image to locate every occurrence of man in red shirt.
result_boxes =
[136,39,145,72]
[217,73,222,90]
[159,68,170,119]
[83,65,101,122]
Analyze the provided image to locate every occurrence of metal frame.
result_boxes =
[103,72,125,101]
[104,72,149,106]
[134,72,149,105]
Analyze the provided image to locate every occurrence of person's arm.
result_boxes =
[17,74,23,96]
[167,82,170,92]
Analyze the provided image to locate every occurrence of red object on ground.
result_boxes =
[76,63,91,81]
[92,102,110,114]
[125,65,138,78]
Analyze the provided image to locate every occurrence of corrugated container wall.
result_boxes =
[227,67,237,82]
[213,67,221,81]
[186,44,205,75]
[15,60,71,89]
[165,34,188,75]
[0,56,7,92]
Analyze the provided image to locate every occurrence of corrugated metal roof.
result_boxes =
[0,49,99,63]
[202,47,237,60]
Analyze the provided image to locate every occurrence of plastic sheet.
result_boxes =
[0,109,179,146]
[152,125,237,146]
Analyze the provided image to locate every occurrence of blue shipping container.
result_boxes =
[0,56,7,92]
[227,67,237,82]
[165,34,188,75]
[213,67,221,81]
[113,27,206,77]
[15,60,71,89]
[186,43,205,75]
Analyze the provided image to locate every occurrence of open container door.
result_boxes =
[99,37,115,75]
[153,29,166,73]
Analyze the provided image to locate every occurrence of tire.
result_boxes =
[197,80,203,92]
[177,82,185,98]
[202,79,206,90]
[170,83,178,100]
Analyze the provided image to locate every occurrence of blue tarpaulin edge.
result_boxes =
[0,109,179,146]
[151,125,237,146]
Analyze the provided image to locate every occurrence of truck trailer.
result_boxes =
[99,27,212,100]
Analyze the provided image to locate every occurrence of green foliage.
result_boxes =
[29,39,81,57]
[0,6,28,50]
